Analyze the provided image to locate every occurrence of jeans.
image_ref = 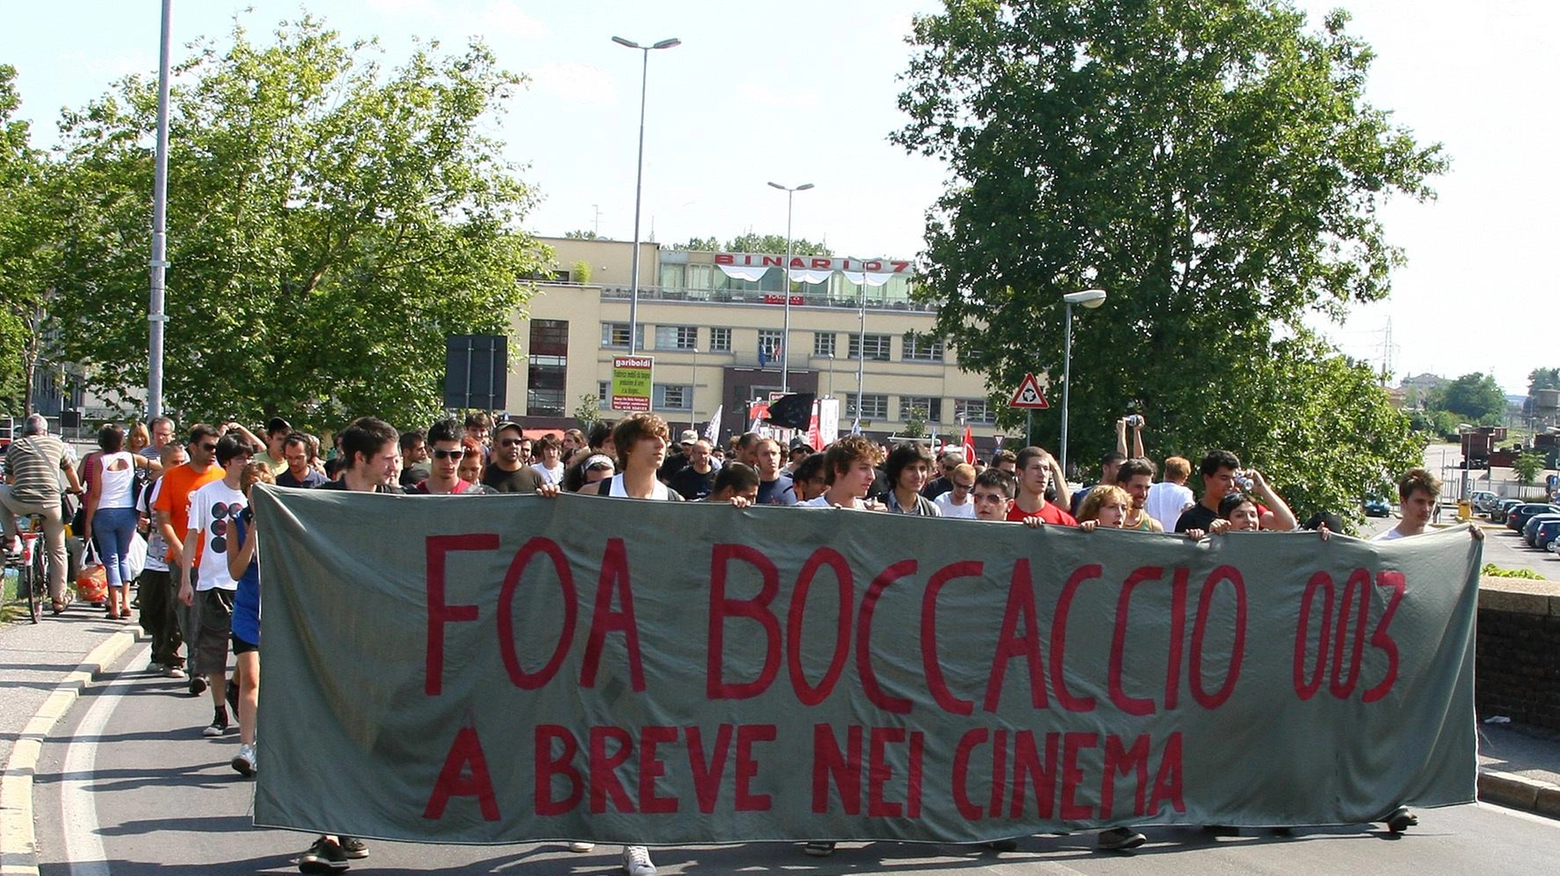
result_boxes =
[91,506,139,586]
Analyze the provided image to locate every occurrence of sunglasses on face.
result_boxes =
[431,448,465,460]
[198,443,217,452]
[500,438,525,447]
[953,482,974,490]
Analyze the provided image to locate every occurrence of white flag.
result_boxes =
[703,405,723,443]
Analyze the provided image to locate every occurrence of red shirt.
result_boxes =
[1007,501,1078,526]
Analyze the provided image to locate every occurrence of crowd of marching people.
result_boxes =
[0,408,1477,874]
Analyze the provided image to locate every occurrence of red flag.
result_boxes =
[962,425,976,464]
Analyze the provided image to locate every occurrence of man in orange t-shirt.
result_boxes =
[153,424,223,690]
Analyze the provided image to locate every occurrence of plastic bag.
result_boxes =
[126,531,148,578]
[75,559,108,603]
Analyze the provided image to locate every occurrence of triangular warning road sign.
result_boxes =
[1009,373,1050,409]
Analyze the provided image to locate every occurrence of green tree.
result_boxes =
[1427,373,1505,424]
[894,0,1443,519]
[0,64,55,415]
[1512,450,1546,500]
[668,234,833,256]
[42,18,549,429]
[1529,368,1560,395]
[563,229,600,239]
[573,393,601,426]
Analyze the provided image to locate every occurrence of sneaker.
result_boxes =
[337,837,369,859]
[202,708,229,737]
[803,841,836,857]
[231,743,256,777]
[568,842,596,853]
[148,660,164,673]
[1385,806,1417,833]
[164,665,187,679]
[1098,826,1147,851]
[188,675,208,696]
[297,836,349,873]
[622,845,655,876]
[225,679,240,715]
[981,838,1019,852]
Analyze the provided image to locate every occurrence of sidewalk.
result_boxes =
[1477,721,1560,817]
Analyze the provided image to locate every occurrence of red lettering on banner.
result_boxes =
[498,537,576,690]
[1109,566,1163,716]
[638,726,680,814]
[987,729,1008,817]
[1363,571,1406,702]
[735,724,776,811]
[892,260,911,273]
[1009,730,1058,819]
[715,253,734,265]
[1164,566,1189,710]
[907,730,923,818]
[1329,568,1371,700]
[1051,565,1103,713]
[811,257,831,270]
[685,724,733,813]
[787,548,853,705]
[424,726,499,821]
[867,727,907,817]
[1148,732,1186,816]
[1293,571,1336,700]
[534,725,582,815]
[863,260,882,271]
[812,724,862,814]
[922,560,983,715]
[707,544,781,699]
[589,726,636,813]
[580,539,645,691]
[1189,565,1245,709]
[762,255,783,268]
[952,729,987,818]
[985,559,1047,712]
[1059,732,1097,819]
[1100,734,1151,819]
[857,560,918,714]
[424,534,497,695]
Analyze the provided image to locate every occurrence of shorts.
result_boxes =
[231,633,259,655]
[194,588,235,675]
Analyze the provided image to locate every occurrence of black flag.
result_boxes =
[765,393,816,430]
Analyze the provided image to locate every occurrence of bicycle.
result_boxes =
[7,513,48,624]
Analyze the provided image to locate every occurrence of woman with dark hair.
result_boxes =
[83,424,161,619]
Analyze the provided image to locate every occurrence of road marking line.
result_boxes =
[61,644,149,876]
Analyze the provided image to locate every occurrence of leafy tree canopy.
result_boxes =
[39,17,550,430]
[1528,367,1559,397]
[1428,373,1506,425]
[0,63,52,415]
[668,233,832,256]
[894,0,1444,521]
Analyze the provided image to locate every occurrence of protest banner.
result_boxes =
[250,487,1480,844]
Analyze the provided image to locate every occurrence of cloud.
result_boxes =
[734,83,821,110]
[477,1,547,39]
[363,0,440,17]
[528,62,616,105]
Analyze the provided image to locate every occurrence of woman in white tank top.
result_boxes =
[84,424,161,619]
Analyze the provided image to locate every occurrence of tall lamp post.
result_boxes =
[767,181,813,393]
[613,35,681,354]
[689,347,700,432]
[1059,288,1107,482]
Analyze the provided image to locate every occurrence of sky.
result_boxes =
[2,0,1553,395]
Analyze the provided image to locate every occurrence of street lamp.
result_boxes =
[767,181,814,393]
[613,35,681,354]
[689,347,700,432]
[826,352,835,399]
[1059,288,1107,482]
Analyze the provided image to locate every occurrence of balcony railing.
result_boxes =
[594,285,938,313]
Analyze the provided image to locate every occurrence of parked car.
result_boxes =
[1493,499,1525,524]
[1469,490,1501,513]
[1508,503,1560,532]
[1363,495,1392,518]
[1536,519,1560,552]
[1524,512,1560,546]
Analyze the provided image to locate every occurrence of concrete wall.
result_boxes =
[1477,579,1560,731]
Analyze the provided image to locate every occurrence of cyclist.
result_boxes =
[1,414,84,614]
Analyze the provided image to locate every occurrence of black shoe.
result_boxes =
[981,838,1019,852]
[298,837,349,873]
[188,675,208,697]
[1385,806,1417,833]
[1098,826,1147,850]
[225,679,239,715]
[202,708,229,737]
[803,841,836,857]
[337,836,369,859]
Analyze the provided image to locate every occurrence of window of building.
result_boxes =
[845,393,889,420]
[899,396,942,424]
[598,381,613,409]
[653,383,692,411]
[526,319,568,416]
[813,332,836,358]
[758,330,784,360]
[600,322,643,349]
[903,334,945,362]
[955,398,995,425]
[655,325,698,350]
[709,327,732,352]
[848,333,892,361]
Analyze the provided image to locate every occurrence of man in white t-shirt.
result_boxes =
[1145,455,1195,532]
[178,434,253,738]
[800,435,884,511]
[932,463,977,518]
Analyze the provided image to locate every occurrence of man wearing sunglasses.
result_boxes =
[932,462,977,518]
[154,423,226,695]
[481,420,542,494]
[410,419,492,495]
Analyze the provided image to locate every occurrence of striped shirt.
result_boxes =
[4,434,70,505]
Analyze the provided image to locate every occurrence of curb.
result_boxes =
[1479,769,1560,819]
[0,625,145,876]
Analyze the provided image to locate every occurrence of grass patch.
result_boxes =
[1482,563,1548,580]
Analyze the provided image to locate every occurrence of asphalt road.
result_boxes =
[27,642,1560,876]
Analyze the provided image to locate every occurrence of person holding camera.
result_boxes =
[1175,449,1297,533]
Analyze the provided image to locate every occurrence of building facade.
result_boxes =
[507,237,1005,447]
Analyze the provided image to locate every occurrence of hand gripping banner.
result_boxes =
[249,487,1480,844]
